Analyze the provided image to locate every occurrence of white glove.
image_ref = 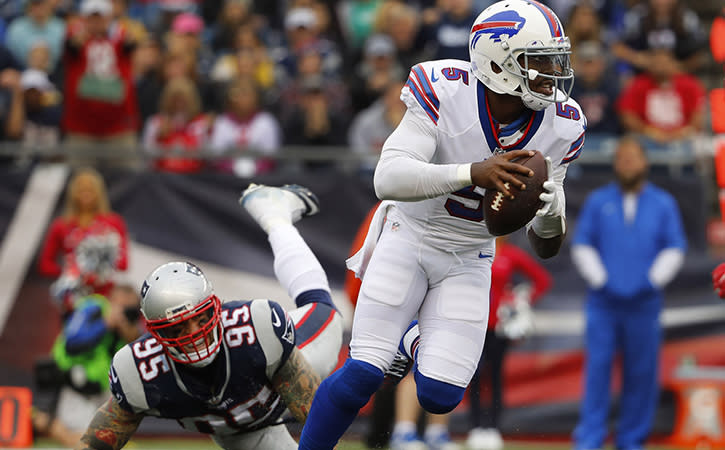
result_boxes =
[496,284,535,340]
[529,157,566,238]
[535,157,563,218]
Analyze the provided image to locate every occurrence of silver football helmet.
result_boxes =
[140,261,222,368]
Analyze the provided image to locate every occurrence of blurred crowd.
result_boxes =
[0,0,719,175]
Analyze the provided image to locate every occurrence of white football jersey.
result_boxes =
[394,58,587,252]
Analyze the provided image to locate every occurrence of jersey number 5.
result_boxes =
[445,186,484,222]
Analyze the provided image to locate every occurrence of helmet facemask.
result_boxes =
[146,294,223,368]
[500,39,574,110]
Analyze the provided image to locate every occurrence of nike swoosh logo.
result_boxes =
[271,308,281,327]
[430,68,439,82]
[479,253,492,258]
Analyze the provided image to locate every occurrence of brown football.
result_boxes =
[483,151,547,236]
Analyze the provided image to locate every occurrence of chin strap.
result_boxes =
[521,92,552,111]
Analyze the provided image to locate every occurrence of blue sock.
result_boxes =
[298,359,384,450]
[295,289,335,309]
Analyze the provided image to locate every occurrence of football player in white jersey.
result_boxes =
[298,1,586,449]
[77,185,343,450]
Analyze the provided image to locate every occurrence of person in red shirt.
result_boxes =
[38,167,129,314]
[141,76,211,173]
[617,47,705,149]
[62,0,140,169]
[466,237,552,450]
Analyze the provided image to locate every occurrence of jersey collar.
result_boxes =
[477,81,545,153]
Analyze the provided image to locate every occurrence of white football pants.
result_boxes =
[350,208,492,388]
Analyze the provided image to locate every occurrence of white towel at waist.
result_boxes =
[345,200,395,279]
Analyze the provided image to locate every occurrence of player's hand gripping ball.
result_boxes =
[483,150,547,236]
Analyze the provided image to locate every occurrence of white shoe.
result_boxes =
[425,429,461,450]
[390,430,428,450]
[466,428,503,450]
[240,183,320,233]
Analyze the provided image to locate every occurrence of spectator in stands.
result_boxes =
[283,74,347,149]
[336,0,384,51]
[5,0,65,72]
[0,44,23,166]
[348,33,404,113]
[612,0,706,74]
[617,47,705,151]
[209,23,277,97]
[564,2,607,51]
[137,47,221,122]
[466,237,552,450]
[132,36,162,125]
[62,0,140,168]
[570,41,620,146]
[276,6,342,83]
[110,0,148,44]
[278,45,350,126]
[209,77,281,177]
[26,40,51,73]
[209,0,254,54]
[38,167,129,316]
[546,0,624,39]
[420,0,477,61]
[0,53,24,146]
[19,68,62,149]
[348,80,405,171]
[374,2,422,70]
[571,136,686,450]
[141,76,211,174]
[166,12,215,78]
[32,285,141,448]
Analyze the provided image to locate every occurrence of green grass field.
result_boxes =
[33,437,683,449]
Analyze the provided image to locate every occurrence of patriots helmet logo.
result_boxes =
[471,10,527,47]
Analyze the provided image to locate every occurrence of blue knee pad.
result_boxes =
[415,370,466,414]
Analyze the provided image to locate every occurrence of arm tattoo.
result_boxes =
[271,347,322,424]
[76,398,144,450]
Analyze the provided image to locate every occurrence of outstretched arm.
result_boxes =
[76,398,144,450]
[271,347,322,424]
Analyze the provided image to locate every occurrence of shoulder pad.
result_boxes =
[110,344,150,414]
[248,299,296,379]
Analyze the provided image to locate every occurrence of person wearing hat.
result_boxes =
[62,0,140,168]
[167,12,216,86]
[20,68,62,149]
[275,6,342,84]
[5,0,65,72]
[349,33,405,113]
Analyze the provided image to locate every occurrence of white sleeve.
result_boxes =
[648,248,685,288]
[571,244,607,289]
[373,110,472,201]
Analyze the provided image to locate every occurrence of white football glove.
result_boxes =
[496,284,535,340]
[535,157,563,218]
[529,157,566,238]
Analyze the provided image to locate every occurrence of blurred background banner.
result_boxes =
[0,161,723,436]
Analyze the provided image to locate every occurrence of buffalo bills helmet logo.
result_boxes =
[471,10,527,47]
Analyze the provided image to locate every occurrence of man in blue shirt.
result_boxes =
[571,135,687,450]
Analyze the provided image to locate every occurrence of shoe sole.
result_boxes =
[240,183,320,217]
